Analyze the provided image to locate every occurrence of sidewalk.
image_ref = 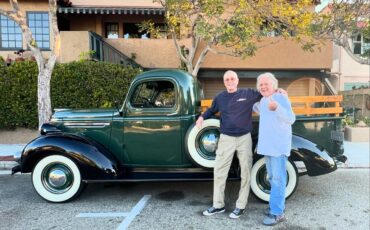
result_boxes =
[0,141,369,171]
[342,141,370,168]
[0,144,24,170]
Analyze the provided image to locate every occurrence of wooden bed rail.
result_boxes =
[201,95,343,116]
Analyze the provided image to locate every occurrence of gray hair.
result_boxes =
[223,70,238,79]
[256,72,278,90]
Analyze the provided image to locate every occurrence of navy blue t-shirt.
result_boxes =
[202,88,262,136]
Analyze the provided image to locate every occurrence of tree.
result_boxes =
[0,0,60,128]
[314,0,370,65]
[360,24,370,59]
[142,0,369,76]
[141,0,326,76]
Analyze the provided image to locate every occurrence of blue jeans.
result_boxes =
[265,155,287,216]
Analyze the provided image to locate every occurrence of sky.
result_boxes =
[315,0,330,12]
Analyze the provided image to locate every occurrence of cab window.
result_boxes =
[130,80,176,108]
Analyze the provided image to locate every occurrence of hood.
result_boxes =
[52,108,117,121]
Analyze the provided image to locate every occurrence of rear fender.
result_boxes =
[289,135,336,176]
[20,133,122,180]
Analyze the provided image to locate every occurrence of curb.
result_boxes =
[0,161,18,170]
[337,163,370,168]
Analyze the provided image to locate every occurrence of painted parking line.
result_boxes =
[76,195,151,230]
[117,195,151,230]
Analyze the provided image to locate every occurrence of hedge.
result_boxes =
[0,61,141,129]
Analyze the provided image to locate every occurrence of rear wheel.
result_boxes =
[185,119,220,168]
[32,155,85,203]
[250,157,298,202]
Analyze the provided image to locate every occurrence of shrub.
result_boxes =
[0,61,38,128]
[0,61,141,129]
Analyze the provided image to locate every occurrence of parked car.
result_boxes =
[12,69,346,203]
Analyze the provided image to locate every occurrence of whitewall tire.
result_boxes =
[250,157,298,202]
[32,155,83,203]
[185,119,220,168]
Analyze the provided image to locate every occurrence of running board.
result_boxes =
[84,170,240,183]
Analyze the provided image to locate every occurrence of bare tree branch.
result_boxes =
[172,33,189,64]
[192,44,210,76]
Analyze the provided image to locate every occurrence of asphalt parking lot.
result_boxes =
[0,168,369,230]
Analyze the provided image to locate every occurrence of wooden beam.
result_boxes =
[201,95,343,116]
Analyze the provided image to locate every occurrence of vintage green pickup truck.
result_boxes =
[13,69,346,203]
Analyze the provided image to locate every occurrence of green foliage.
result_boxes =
[342,115,370,127]
[0,61,141,129]
[138,20,162,39]
[0,61,38,129]
[342,114,355,126]
[358,116,370,126]
[78,50,96,62]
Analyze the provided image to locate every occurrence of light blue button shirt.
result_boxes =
[253,93,295,156]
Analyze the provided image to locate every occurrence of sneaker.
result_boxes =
[202,207,225,216]
[229,208,245,219]
[263,208,270,215]
[262,213,286,226]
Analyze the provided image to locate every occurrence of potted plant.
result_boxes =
[344,116,370,142]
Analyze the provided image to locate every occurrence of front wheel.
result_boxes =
[185,119,220,168]
[250,157,298,202]
[32,155,85,203]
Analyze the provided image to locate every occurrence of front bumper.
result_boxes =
[11,164,21,175]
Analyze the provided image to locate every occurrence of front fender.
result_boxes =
[290,135,336,176]
[20,133,122,180]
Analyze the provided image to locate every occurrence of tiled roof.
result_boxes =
[58,7,165,15]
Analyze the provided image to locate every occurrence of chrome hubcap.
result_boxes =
[48,169,67,187]
[42,163,74,194]
[196,127,220,160]
[201,133,218,152]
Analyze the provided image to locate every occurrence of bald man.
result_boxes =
[197,70,262,219]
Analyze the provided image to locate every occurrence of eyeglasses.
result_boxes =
[224,78,237,82]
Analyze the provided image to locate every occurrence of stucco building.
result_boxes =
[329,41,370,92]
[1,0,340,98]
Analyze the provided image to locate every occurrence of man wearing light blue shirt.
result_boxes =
[253,72,295,226]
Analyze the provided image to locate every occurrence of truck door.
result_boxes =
[122,79,182,166]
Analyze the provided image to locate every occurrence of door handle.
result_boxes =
[167,112,177,117]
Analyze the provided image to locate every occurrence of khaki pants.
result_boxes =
[213,133,253,209]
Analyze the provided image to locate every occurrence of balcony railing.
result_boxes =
[89,31,141,68]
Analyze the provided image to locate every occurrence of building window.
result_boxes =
[123,23,148,39]
[105,23,119,39]
[260,21,295,37]
[0,15,22,49]
[353,33,370,56]
[27,12,50,49]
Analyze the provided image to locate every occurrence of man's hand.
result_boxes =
[276,88,288,95]
[268,96,278,111]
[196,116,204,129]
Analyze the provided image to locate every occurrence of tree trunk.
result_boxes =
[37,64,53,128]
